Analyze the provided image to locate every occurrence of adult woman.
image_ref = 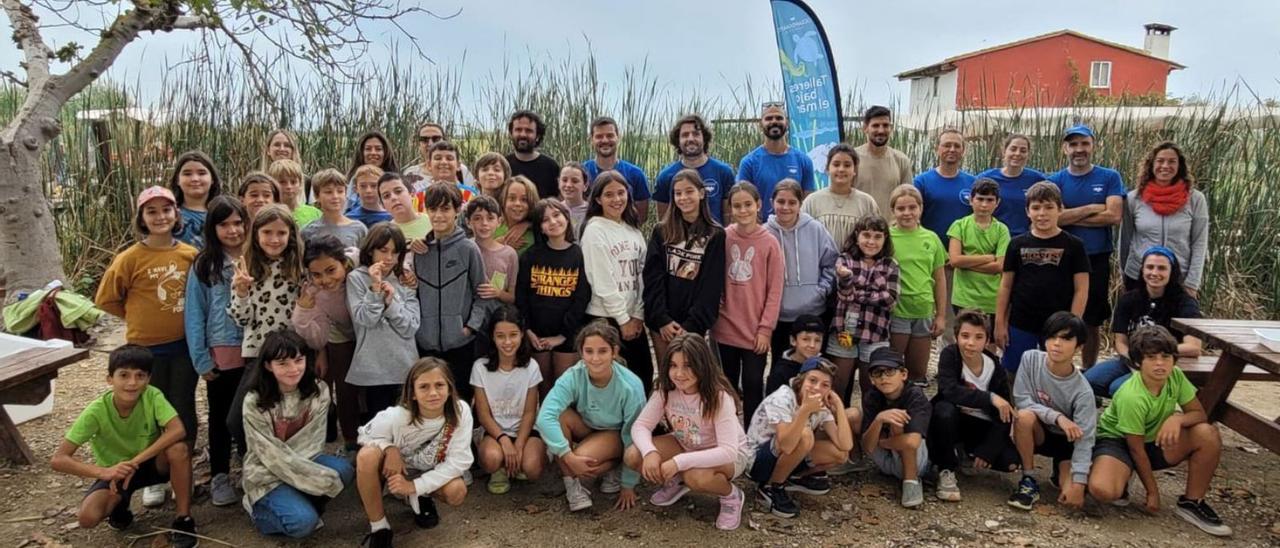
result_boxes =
[344,131,400,210]
[977,134,1045,238]
[1119,141,1209,298]
[261,129,307,201]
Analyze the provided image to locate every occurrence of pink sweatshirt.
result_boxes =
[291,286,355,373]
[711,223,784,349]
[631,390,749,471]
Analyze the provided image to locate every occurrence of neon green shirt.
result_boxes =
[1098,367,1197,442]
[64,385,177,467]
[947,215,1010,313]
[395,214,433,241]
[890,225,947,319]
[293,204,322,229]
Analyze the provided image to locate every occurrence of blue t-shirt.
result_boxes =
[345,205,393,228]
[583,159,652,201]
[1048,166,1126,255]
[736,145,816,218]
[977,167,1046,238]
[175,207,207,249]
[914,168,977,250]
[653,157,734,224]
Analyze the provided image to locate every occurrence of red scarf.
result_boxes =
[1141,180,1189,216]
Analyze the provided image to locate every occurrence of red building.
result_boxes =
[897,25,1185,113]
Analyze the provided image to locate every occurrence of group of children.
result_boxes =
[52,133,1232,547]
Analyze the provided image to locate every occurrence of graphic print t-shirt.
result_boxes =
[1003,231,1090,331]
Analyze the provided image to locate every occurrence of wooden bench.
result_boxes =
[1180,354,1275,385]
[0,345,89,464]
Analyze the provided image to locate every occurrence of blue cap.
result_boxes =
[798,356,828,375]
[1064,124,1095,140]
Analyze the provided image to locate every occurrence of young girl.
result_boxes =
[347,223,421,421]
[559,162,590,231]
[829,215,900,399]
[471,305,546,494]
[268,158,321,228]
[237,171,281,222]
[642,168,725,362]
[292,235,359,450]
[183,195,247,507]
[169,150,223,248]
[466,196,518,304]
[495,175,539,255]
[473,152,511,199]
[357,358,473,547]
[536,320,646,512]
[711,182,783,424]
[581,171,652,393]
[801,143,878,247]
[625,333,750,530]
[766,179,836,365]
[95,186,199,507]
[886,184,947,384]
[518,199,592,392]
[241,330,353,539]
[345,130,400,211]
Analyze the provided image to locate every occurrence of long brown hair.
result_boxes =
[656,333,738,420]
[261,129,302,170]
[1137,141,1194,195]
[400,358,461,427]
[574,319,624,365]
[246,203,304,283]
[659,169,720,246]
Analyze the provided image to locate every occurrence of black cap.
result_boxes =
[866,347,906,372]
[791,314,826,337]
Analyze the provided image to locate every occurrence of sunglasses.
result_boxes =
[417,135,443,143]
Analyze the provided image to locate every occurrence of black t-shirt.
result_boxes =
[515,242,591,340]
[506,153,562,201]
[860,384,932,436]
[1003,231,1091,332]
[1110,289,1201,339]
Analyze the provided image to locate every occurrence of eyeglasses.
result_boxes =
[868,368,900,379]
[417,135,443,143]
[761,101,787,112]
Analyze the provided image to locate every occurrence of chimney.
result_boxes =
[1143,23,1176,59]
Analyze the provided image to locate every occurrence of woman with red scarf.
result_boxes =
[1119,142,1209,298]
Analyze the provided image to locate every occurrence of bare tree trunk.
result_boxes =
[0,130,66,298]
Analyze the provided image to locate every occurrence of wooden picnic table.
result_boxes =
[0,345,89,464]
[1171,318,1280,453]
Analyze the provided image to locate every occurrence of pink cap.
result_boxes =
[136,186,177,208]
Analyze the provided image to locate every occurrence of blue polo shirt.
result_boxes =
[583,159,651,201]
[736,145,815,218]
[1048,166,1126,255]
[653,157,734,223]
[914,168,977,249]
[977,167,1046,237]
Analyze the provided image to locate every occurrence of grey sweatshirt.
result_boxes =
[413,228,489,353]
[1119,188,1209,290]
[1013,350,1097,484]
[765,212,837,322]
[346,266,420,386]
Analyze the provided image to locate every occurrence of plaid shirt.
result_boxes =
[832,255,899,344]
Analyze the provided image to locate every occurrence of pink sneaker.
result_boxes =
[648,477,690,507]
[716,485,744,530]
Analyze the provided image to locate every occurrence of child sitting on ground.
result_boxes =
[861,347,932,508]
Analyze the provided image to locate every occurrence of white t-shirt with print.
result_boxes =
[470,358,542,437]
[745,385,833,454]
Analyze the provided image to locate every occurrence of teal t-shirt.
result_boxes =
[890,225,947,319]
[1097,367,1197,441]
[64,385,178,467]
[947,215,1011,313]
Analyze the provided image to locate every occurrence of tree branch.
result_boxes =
[3,0,55,86]
[0,69,28,87]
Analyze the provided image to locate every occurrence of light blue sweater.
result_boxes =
[536,361,646,488]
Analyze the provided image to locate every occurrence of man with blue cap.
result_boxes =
[1048,124,1125,369]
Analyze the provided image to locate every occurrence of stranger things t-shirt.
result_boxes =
[1003,231,1090,332]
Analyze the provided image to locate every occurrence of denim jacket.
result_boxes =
[184,261,244,375]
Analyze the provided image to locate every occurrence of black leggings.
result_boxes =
[770,320,793,367]
[206,367,244,476]
[420,343,477,402]
[928,400,1020,472]
[587,316,654,394]
[718,343,767,426]
[362,384,402,425]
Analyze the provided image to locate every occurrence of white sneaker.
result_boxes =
[936,469,962,502]
[142,484,167,507]
[462,469,473,486]
[564,477,593,512]
[599,468,621,494]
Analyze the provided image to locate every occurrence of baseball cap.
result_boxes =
[866,347,906,373]
[136,186,177,209]
[1063,124,1095,140]
[798,356,830,375]
[791,314,826,337]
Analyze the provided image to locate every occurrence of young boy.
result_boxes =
[465,196,517,305]
[301,168,368,249]
[995,181,1090,373]
[860,347,931,508]
[51,345,198,547]
[414,184,489,401]
[764,314,825,394]
[268,158,321,228]
[379,173,433,241]
[928,309,1018,502]
[947,177,1010,321]
[1088,325,1231,537]
[415,141,479,207]
[746,357,856,519]
[1008,311,1096,511]
[346,164,392,228]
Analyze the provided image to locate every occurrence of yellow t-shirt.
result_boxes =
[94,241,197,345]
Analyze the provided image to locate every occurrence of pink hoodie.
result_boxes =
[711,223,783,350]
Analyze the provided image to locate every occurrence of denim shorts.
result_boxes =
[869,441,931,480]
[747,441,780,485]
[825,336,888,361]
[1093,437,1172,471]
[890,317,932,337]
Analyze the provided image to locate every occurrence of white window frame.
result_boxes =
[1090,61,1112,89]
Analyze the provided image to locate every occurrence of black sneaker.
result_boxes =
[105,501,133,531]
[362,528,394,548]
[1175,496,1233,537]
[1007,475,1040,511]
[169,516,199,548]
[785,472,831,495]
[1049,465,1061,490]
[413,495,439,529]
[757,483,799,518]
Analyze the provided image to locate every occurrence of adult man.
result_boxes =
[914,128,976,345]
[653,114,734,223]
[737,102,815,219]
[505,110,561,200]
[854,106,912,216]
[1048,124,1125,368]
[404,122,475,190]
[583,116,652,220]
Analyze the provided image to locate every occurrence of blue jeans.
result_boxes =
[1001,326,1041,373]
[1084,357,1131,398]
[251,454,354,538]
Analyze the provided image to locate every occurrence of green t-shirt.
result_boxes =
[494,223,534,255]
[1097,367,1197,441]
[947,215,1011,313]
[890,225,947,319]
[293,204,322,229]
[396,214,434,242]
[64,385,178,467]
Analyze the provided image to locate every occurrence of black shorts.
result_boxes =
[85,457,168,497]
[1034,429,1076,468]
[1092,437,1172,471]
[1084,253,1113,326]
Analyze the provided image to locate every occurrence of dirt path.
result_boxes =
[1,325,1278,547]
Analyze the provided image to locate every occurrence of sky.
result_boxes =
[3,0,1278,112]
